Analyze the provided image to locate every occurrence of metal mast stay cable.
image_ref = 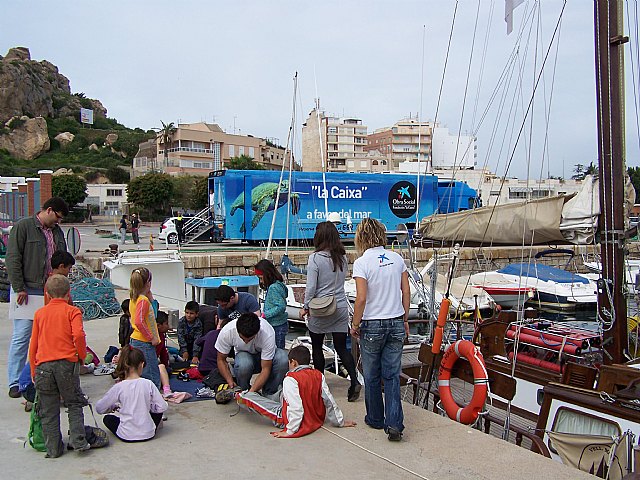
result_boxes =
[266,72,298,259]
[313,66,329,219]
[415,24,426,228]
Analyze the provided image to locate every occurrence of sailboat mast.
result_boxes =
[594,0,629,364]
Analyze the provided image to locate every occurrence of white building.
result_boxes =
[431,127,476,169]
[397,163,586,207]
[81,183,128,215]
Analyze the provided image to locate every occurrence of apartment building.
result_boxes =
[365,118,434,171]
[132,122,289,177]
[301,108,368,172]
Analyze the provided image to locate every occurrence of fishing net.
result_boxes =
[71,277,121,321]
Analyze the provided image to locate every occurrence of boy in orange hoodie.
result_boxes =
[29,274,90,457]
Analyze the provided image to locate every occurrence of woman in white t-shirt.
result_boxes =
[350,218,409,442]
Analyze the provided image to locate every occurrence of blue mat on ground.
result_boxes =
[169,377,213,402]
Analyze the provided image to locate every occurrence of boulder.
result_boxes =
[110,146,127,158]
[0,116,50,160]
[105,133,118,146]
[4,47,30,61]
[53,167,74,175]
[89,143,99,151]
[54,131,75,146]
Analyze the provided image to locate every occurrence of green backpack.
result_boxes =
[26,395,46,452]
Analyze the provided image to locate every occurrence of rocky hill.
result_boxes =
[0,47,153,175]
[0,47,106,123]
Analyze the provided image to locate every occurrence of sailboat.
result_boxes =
[404,1,640,477]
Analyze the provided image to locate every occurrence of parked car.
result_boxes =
[158,216,222,244]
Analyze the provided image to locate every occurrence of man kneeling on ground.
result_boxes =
[215,312,288,397]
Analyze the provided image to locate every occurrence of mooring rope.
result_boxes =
[320,426,431,480]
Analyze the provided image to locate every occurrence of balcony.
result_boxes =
[167,147,216,154]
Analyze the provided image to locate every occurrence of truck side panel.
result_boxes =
[213,170,469,241]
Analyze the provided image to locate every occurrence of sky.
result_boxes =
[1,0,639,179]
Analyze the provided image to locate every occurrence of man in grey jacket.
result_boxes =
[6,197,68,398]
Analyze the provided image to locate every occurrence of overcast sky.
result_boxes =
[2,1,639,179]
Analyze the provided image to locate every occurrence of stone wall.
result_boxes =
[86,243,631,279]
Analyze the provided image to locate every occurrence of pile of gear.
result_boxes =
[71,277,120,321]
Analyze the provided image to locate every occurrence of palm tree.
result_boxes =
[154,121,177,171]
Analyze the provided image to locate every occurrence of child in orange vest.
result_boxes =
[237,345,356,437]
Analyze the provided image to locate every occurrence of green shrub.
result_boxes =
[84,171,101,182]
[7,117,25,129]
[79,98,93,109]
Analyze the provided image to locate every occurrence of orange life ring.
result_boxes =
[437,340,488,424]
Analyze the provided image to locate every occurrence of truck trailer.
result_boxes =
[209,170,477,243]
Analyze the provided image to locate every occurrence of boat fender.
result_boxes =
[438,340,489,425]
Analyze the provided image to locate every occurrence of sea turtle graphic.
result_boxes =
[230,180,300,233]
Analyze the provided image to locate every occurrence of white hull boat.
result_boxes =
[469,263,597,312]
[102,250,187,311]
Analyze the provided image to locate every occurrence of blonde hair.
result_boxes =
[129,267,151,301]
[45,274,70,299]
[354,218,387,256]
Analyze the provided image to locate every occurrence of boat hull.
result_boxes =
[103,250,187,311]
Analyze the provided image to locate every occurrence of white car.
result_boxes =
[158,216,221,244]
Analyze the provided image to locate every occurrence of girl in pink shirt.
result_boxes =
[96,346,168,442]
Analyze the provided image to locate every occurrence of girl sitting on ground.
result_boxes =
[96,346,168,442]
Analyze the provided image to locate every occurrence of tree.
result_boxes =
[189,176,209,211]
[106,166,130,184]
[572,162,598,180]
[169,175,195,210]
[127,173,173,213]
[228,154,264,170]
[155,121,177,171]
[52,175,87,209]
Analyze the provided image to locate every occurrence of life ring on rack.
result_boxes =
[438,340,489,425]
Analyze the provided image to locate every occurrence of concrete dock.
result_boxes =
[0,300,593,480]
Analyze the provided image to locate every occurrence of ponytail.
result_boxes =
[114,345,145,381]
[130,267,152,301]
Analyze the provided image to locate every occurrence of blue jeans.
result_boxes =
[8,318,33,388]
[360,317,405,433]
[272,323,288,350]
[130,338,160,390]
[233,348,289,396]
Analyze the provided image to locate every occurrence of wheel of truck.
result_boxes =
[167,232,178,244]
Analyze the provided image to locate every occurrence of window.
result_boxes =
[509,191,527,199]
[239,146,245,156]
[249,147,254,157]
[531,190,550,199]
[229,145,235,156]
[106,189,122,197]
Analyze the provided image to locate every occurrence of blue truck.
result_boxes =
[209,170,478,243]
